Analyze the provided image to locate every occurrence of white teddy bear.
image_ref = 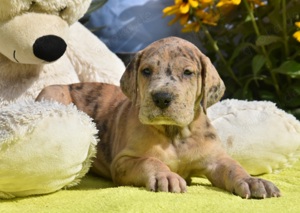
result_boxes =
[0,0,124,199]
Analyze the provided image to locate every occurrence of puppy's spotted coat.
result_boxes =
[36,37,280,198]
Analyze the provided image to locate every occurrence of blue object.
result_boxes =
[88,0,199,53]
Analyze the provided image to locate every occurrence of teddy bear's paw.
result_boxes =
[0,100,98,198]
[207,99,300,175]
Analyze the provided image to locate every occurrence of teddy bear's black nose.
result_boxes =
[33,35,67,62]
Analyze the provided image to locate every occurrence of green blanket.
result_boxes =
[1,160,300,213]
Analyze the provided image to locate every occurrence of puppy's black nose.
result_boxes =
[33,35,67,62]
[152,92,173,109]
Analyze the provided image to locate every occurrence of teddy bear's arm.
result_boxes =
[66,22,125,86]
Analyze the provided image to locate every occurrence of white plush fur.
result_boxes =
[0,0,124,198]
[0,0,92,25]
[208,99,300,175]
[0,101,97,199]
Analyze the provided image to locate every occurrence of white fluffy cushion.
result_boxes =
[207,99,300,175]
[0,101,98,198]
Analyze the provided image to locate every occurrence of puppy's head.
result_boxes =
[121,37,225,127]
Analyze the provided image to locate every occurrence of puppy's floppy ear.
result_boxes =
[198,53,225,112]
[120,51,142,103]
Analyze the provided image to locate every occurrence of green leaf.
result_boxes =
[256,35,282,46]
[232,88,253,100]
[259,90,277,101]
[268,7,283,32]
[294,86,300,95]
[272,60,300,78]
[252,55,266,76]
[229,42,256,65]
[283,96,300,108]
[268,0,281,8]
[290,109,300,121]
[282,84,300,108]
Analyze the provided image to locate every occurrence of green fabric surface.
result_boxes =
[1,160,300,213]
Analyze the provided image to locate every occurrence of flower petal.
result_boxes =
[203,0,213,3]
[163,5,180,16]
[200,0,213,8]
[234,0,241,4]
[217,0,241,7]
[189,0,199,8]
[295,22,300,28]
[293,31,300,42]
[182,22,200,32]
[168,15,181,26]
[180,3,190,14]
[180,14,190,25]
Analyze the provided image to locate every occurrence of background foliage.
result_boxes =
[164,0,300,119]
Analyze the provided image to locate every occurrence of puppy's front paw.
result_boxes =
[146,171,187,193]
[234,177,281,199]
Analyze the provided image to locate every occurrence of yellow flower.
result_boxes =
[216,0,265,7]
[168,13,190,26]
[163,4,180,16]
[196,10,220,26]
[294,22,300,42]
[216,0,241,7]
[163,0,199,16]
[180,0,199,13]
[181,9,220,33]
[163,0,219,31]
[216,0,241,15]
[199,0,214,8]
[182,22,201,32]
[293,31,300,42]
[217,0,265,15]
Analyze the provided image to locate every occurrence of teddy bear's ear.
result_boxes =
[120,52,142,103]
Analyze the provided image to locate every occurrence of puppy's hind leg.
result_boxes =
[36,85,72,105]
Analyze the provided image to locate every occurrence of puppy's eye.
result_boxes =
[183,69,193,76]
[141,68,152,77]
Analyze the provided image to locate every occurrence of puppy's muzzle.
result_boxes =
[151,92,173,109]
